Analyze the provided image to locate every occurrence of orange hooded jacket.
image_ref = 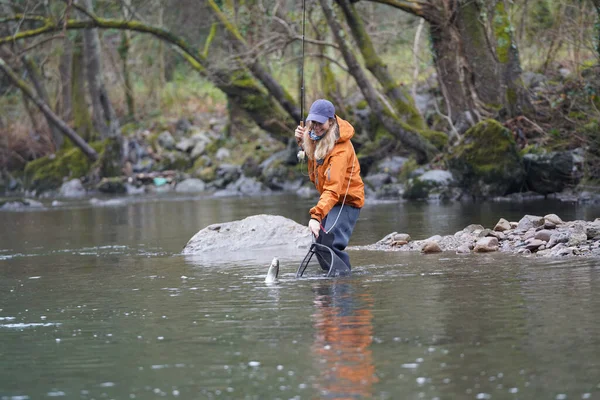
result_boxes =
[308,116,365,222]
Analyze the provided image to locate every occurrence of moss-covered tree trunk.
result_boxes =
[21,56,64,150]
[119,0,135,121]
[207,0,301,123]
[0,14,295,142]
[0,57,98,161]
[71,34,94,143]
[435,0,529,121]
[82,0,121,140]
[58,35,73,123]
[366,0,531,127]
[319,0,437,163]
[592,0,600,57]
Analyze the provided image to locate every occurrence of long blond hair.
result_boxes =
[303,118,339,161]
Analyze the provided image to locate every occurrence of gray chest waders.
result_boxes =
[295,231,351,278]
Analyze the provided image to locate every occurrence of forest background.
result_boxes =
[1,0,599,201]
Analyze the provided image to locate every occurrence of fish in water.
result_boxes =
[265,257,279,283]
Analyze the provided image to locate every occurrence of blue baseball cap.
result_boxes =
[306,99,335,124]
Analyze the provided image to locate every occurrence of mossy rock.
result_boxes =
[196,166,217,182]
[446,119,524,197]
[97,177,127,194]
[420,129,448,151]
[23,142,104,193]
[403,178,435,200]
[154,150,191,171]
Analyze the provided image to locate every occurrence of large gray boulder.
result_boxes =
[182,214,312,262]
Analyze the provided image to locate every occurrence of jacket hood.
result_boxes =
[336,116,354,143]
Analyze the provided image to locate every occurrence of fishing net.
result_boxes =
[295,231,351,278]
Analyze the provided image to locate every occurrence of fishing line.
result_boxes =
[324,146,355,235]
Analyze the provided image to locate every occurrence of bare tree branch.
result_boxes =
[0,57,98,161]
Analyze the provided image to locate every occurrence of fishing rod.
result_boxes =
[297,0,307,162]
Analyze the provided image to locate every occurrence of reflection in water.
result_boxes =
[311,280,377,399]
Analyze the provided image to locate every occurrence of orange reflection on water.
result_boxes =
[311,282,377,399]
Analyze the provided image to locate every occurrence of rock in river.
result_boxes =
[182,214,312,263]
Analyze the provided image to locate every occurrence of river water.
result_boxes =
[1,194,600,400]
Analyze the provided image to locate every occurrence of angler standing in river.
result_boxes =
[294,99,365,270]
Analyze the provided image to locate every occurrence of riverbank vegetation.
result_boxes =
[1,0,599,201]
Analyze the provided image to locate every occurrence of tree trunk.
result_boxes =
[206,0,301,123]
[319,0,437,163]
[58,36,73,122]
[71,33,94,143]
[591,0,600,57]
[1,3,64,150]
[336,0,426,129]
[22,56,64,150]
[0,57,98,161]
[81,0,121,140]
[120,0,135,121]
[365,0,530,127]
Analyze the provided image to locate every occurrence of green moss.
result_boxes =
[493,2,512,64]
[357,127,393,156]
[420,129,448,151]
[96,138,123,177]
[393,87,426,129]
[154,150,191,171]
[446,119,524,196]
[196,166,216,182]
[402,178,435,200]
[24,142,104,193]
[120,122,139,136]
[399,158,419,182]
[356,100,368,110]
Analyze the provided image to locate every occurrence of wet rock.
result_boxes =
[568,231,588,246]
[494,218,511,232]
[190,141,208,159]
[376,156,408,175]
[534,230,553,242]
[523,151,577,194]
[517,215,545,231]
[525,238,546,251]
[176,138,196,153]
[175,178,206,193]
[59,179,86,198]
[544,221,557,229]
[586,223,600,239]
[364,173,392,190]
[463,224,486,234]
[158,131,176,150]
[447,119,524,198]
[547,232,569,248]
[486,230,505,240]
[175,118,192,135]
[421,241,442,254]
[456,244,471,254]
[0,198,44,210]
[473,237,499,252]
[182,214,311,254]
[418,170,454,185]
[215,148,230,161]
[393,233,411,242]
[97,177,127,194]
[225,176,269,197]
[544,214,563,225]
